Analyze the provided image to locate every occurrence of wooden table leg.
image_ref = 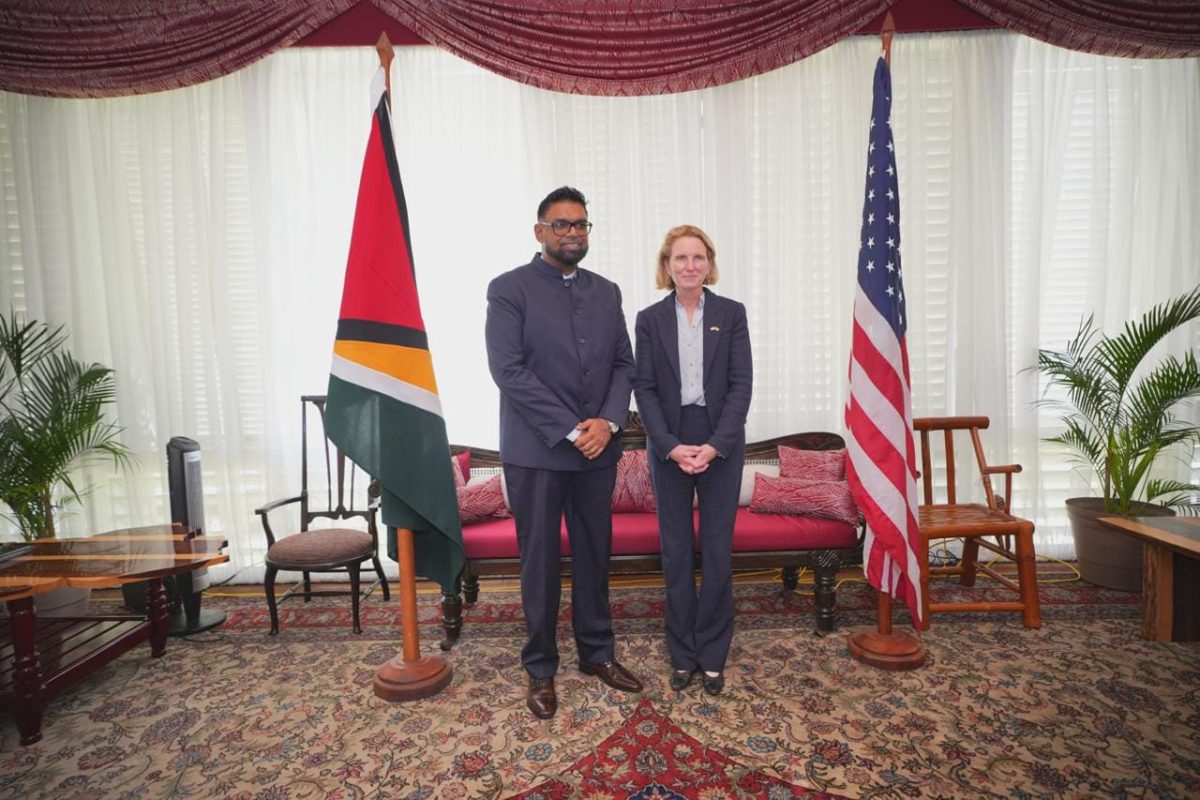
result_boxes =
[146,578,169,657]
[1143,542,1174,642]
[7,596,45,745]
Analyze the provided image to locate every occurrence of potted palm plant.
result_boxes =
[0,313,130,612]
[1035,284,1200,590]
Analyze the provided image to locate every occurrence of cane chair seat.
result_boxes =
[919,503,1023,532]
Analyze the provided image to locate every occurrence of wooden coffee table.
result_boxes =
[0,524,227,745]
[1098,516,1200,642]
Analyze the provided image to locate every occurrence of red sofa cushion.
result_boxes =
[732,507,858,550]
[462,507,856,559]
[463,512,662,559]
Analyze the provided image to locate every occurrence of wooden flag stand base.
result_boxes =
[847,592,926,670]
[374,655,453,701]
[374,527,455,701]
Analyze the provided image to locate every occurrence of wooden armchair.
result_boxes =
[255,395,389,634]
[914,416,1041,629]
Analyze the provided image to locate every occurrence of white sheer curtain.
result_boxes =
[1,32,1197,578]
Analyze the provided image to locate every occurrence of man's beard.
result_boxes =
[546,239,588,267]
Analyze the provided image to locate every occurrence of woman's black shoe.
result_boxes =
[701,672,725,696]
[670,669,695,691]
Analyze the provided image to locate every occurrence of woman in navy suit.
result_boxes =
[633,225,752,695]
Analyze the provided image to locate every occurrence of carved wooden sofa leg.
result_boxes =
[440,570,478,651]
[463,572,481,605]
[439,587,462,651]
[811,550,841,635]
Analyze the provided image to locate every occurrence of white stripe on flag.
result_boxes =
[848,354,907,459]
[852,284,905,383]
[846,427,908,537]
[331,353,444,418]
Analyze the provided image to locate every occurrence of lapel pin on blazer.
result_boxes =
[709,325,720,332]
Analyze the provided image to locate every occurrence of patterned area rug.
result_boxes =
[1,575,1199,799]
[511,697,845,799]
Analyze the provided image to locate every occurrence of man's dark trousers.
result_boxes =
[505,464,618,679]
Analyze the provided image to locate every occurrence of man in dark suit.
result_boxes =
[485,186,641,719]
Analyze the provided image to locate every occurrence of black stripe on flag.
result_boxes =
[374,94,416,277]
[337,319,429,350]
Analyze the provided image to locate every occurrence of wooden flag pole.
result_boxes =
[881,11,895,64]
[846,13,925,671]
[371,32,454,701]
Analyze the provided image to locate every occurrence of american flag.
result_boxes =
[845,55,922,625]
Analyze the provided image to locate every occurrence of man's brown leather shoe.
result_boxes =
[527,676,557,719]
[579,659,643,693]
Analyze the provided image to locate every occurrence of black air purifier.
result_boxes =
[122,436,227,635]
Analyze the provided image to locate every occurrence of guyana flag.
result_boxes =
[325,68,464,592]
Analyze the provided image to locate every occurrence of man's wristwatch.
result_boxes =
[606,420,620,434]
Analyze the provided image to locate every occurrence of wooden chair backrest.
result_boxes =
[299,395,376,531]
[912,416,1014,511]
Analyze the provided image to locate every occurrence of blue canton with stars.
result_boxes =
[858,56,905,338]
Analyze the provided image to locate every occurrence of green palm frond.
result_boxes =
[1094,287,1200,391]
[0,312,67,399]
[1144,479,1200,515]
[1044,418,1105,466]
[1124,352,1200,447]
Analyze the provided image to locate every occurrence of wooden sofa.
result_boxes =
[439,417,864,650]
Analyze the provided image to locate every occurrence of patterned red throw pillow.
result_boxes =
[749,473,857,526]
[777,445,846,480]
[457,474,510,524]
[612,450,656,513]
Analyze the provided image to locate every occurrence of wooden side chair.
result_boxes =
[913,416,1041,629]
[255,395,389,634]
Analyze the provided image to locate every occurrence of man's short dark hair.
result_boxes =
[537,186,587,220]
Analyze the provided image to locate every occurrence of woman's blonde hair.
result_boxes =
[655,225,719,290]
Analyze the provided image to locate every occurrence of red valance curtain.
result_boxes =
[373,0,897,95]
[958,1,1200,58]
[1,0,1197,98]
